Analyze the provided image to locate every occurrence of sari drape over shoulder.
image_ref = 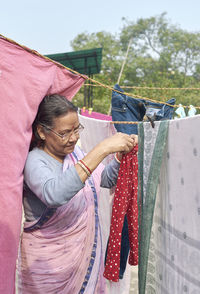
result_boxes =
[18,146,106,294]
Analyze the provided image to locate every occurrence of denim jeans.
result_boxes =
[107,84,175,279]
[111,84,175,135]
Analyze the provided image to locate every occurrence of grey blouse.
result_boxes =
[23,147,120,222]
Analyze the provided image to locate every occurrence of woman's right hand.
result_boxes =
[101,132,137,156]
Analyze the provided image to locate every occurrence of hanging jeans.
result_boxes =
[111,84,175,134]
[108,84,175,279]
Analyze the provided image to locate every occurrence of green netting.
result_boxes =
[46,48,102,75]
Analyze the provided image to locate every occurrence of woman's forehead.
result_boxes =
[53,112,79,129]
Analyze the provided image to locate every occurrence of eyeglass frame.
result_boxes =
[39,123,84,140]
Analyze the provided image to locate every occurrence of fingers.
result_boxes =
[123,134,138,147]
[120,133,138,154]
[130,134,138,145]
[120,137,134,153]
[107,133,138,154]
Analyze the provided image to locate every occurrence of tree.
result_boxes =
[71,31,122,113]
[71,13,200,114]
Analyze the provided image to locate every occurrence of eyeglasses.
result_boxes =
[40,123,84,140]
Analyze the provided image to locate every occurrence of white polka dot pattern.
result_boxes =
[103,146,139,282]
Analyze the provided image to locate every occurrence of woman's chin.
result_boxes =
[64,144,76,154]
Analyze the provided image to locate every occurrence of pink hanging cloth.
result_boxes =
[0,36,85,294]
[81,108,112,121]
[103,146,139,282]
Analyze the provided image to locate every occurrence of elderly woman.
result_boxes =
[17,94,137,294]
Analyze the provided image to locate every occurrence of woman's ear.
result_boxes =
[37,125,46,140]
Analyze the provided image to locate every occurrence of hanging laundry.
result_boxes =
[137,120,169,294]
[109,84,175,281]
[111,84,145,134]
[104,146,139,282]
[80,108,112,121]
[79,114,133,294]
[174,104,186,118]
[138,115,200,294]
[111,84,175,134]
[188,104,197,117]
[0,36,85,294]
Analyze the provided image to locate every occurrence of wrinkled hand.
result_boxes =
[102,132,138,155]
[117,134,138,160]
[130,134,138,145]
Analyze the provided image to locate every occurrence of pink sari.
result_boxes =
[17,146,106,294]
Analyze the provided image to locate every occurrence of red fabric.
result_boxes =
[0,37,85,294]
[103,146,139,282]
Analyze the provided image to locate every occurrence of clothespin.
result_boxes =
[82,106,86,112]
[147,115,156,128]
[143,114,156,128]
[89,107,93,115]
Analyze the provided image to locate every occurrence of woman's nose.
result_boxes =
[69,131,79,142]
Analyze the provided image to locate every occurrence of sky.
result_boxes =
[1,0,200,55]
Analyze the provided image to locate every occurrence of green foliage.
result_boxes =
[71,13,200,115]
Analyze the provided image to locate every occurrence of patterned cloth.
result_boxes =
[18,146,106,294]
[103,146,139,282]
[79,114,133,294]
[138,115,200,294]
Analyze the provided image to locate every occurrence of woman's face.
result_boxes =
[38,111,80,162]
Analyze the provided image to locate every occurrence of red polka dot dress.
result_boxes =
[103,145,138,282]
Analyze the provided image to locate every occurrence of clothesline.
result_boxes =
[84,84,200,91]
[1,33,200,110]
[80,109,166,125]
[110,121,138,124]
